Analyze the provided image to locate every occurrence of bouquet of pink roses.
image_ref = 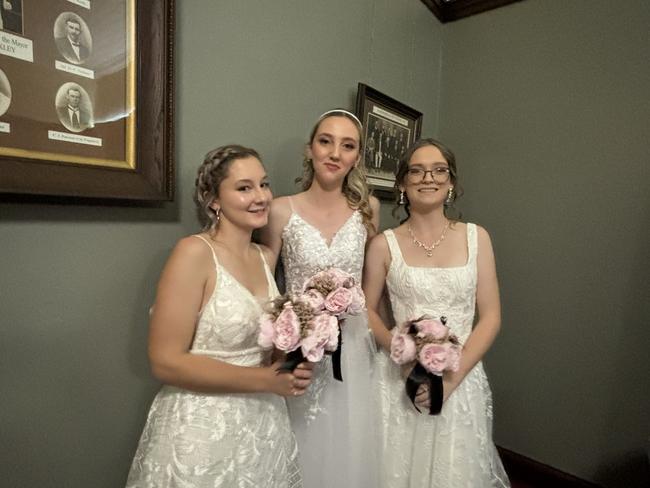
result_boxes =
[390,315,461,415]
[258,267,365,381]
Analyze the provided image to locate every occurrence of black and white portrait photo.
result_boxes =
[355,83,422,192]
[365,113,410,179]
[0,68,11,117]
[53,12,92,65]
[55,82,93,132]
[0,0,23,35]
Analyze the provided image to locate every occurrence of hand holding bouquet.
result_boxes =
[390,315,461,415]
[258,267,364,381]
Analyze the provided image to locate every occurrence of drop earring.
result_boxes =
[399,191,406,205]
[445,187,454,206]
[215,207,221,224]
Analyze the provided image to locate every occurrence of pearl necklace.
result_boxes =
[407,220,450,257]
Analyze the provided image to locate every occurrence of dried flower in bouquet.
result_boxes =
[258,267,365,381]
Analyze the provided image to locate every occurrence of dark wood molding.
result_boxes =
[498,446,605,488]
[420,0,525,23]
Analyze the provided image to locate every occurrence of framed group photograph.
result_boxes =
[0,0,174,201]
[355,83,422,196]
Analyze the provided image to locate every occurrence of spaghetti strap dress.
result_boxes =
[126,236,302,488]
[280,200,380,488]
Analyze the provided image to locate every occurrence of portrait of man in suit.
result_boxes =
[54,13,92,65]
[55,84,93,133]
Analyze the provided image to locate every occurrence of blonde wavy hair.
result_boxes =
[296,109,375,233]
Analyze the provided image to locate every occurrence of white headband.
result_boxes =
[318,109,363,129]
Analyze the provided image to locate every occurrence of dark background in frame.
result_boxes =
[355,82,422,197]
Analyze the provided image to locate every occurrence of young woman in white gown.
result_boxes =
[260,110,381,488]
[126,145,313,488]
[364,138,510,487]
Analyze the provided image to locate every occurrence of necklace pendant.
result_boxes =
[426,250,433,257]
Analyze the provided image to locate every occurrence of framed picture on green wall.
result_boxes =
[0,0,174,202]
[355,83,422,197]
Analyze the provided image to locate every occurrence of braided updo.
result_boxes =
[194,144,261,231]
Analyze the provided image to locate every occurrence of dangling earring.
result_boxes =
[445,187,454,206]
[399,191,406,205]
[215,207,221,225]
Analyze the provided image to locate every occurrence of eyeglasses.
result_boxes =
[406,167,451,184]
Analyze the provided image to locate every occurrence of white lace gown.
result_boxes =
[126,238,302,488]
[376,224,510,488]
[281,210,380,488]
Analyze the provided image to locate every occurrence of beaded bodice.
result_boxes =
[281,211,366,293]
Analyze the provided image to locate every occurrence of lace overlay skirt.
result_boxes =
[126,385,301,488]
[376,350,510,488]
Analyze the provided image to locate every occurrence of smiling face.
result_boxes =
[65,20,81,43]
[307,115,361,188]
[210,156,272,231]
[400,144,452,210]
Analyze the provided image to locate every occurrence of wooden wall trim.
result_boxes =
[497,446,604,488]
[420,0,525,23]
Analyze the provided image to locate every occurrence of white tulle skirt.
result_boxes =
[287,313,380,488]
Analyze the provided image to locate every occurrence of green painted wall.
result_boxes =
[438,1,650,486]
[0,1,441,487]
[4,1,648,487]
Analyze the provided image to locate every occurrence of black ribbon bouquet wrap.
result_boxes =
[278,322,344,382]
[390,316,461,416]
[260,267,365,384]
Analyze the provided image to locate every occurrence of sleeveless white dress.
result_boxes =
[376,224,510,488]
[281,209,380,488]
[126,237,302,488]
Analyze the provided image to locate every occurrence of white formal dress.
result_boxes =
[281,207,380,488]
[376,224,510,488]
[126,237,302,488]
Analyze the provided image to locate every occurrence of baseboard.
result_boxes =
[497,446,603,488]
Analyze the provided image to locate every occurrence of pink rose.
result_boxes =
[311,313,339,352]
[257,313,276,349]
[346,286,366,315]
[390,333,417,365]
[418,343,449,376]
[415,319,449,340]
[324,287,353,315]
[301,289,325,312]
[273,304,301,352]
[301,329,328,362]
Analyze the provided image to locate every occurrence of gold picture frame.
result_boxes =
[0,0,174,201]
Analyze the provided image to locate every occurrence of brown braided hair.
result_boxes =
[194,144,262,231]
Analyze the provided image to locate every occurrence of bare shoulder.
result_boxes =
[268,196,293,223]
[369,195,380,214]
[473,223,493,243]
[172,235,214,264]
[367,230,390,257]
